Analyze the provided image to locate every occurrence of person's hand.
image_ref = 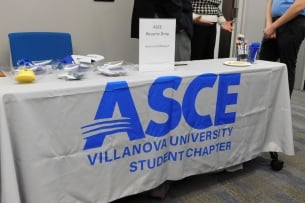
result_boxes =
[193,16,215,26]
[264,23,276,39]
[221,20,234,32]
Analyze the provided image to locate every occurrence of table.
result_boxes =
[0,59,294,203]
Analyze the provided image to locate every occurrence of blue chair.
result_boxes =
[8,32,73,67]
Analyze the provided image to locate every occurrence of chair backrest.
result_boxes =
[8,32,73,67]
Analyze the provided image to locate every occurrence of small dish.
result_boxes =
[97,66,126,76]
[96,61,126,76]
[223,60,251,67]
[32,59,53,66]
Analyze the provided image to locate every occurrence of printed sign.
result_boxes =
[139,19,176,72]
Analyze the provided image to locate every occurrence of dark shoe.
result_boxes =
[148,181,171,199]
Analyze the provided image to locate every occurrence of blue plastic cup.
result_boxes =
[248,42,260,64]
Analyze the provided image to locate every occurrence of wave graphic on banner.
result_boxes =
[81,118,132,150]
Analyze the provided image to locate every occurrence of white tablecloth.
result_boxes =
[0,59,294,203]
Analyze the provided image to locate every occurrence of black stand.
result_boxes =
[269,152,284,171]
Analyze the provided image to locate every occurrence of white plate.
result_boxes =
[96,65,126,76]
[223,61,251,67]
[32,59,53,66]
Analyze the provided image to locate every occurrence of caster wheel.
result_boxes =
[270,159,284,171]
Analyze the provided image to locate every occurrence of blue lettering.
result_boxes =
[148,159,156,169]
[180,134,189,145]
[194,147,202,157]
[143,142,153,153]
[213,129,219,138]
[169,136,179,146]
[122,147,131,158]
[113,149,121,160]
[87,153,98,165]
[130,161,137,172]
[209,145,215,153]
[138,160,146,171]
[83,73,240,150]
[153,140,161,151]
[203,147,209,155]
[105,151,112,162]
[186,148,193,158]
[157,156,164,167]
[226,142,231,150]
[215,73,240,125]
[83,81,145,150]
[146,76,182,137]
[183,73,217,129]
[169,151,178,161]
[191,133,199,142]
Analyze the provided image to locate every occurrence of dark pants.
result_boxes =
[191,23,217,60]
[259,16,305,95]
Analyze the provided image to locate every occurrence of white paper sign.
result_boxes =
[139,18,176,72]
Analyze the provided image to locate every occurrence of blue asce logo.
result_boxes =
[81,73,240,150]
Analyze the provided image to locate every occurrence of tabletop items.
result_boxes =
[236,34,248,62]
[248,42,261,64]
[7,54,131,83]
[223,34,261,67]
[235,34,260,64]
[95,60,127,76]
[6,42,263,84]
[14,69,36,83]
[223,60,251,67]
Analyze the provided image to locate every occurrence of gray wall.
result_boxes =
[0,0,139,69]
[295,41,305,90]
[234,0,265,46]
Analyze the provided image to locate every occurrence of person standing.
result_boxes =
[191,0,233,60]
[259,0,305,95]
[130,1,193,198]
[131,0,193,61]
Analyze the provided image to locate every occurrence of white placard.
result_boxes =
[139,18,176,72]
